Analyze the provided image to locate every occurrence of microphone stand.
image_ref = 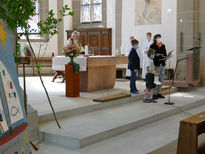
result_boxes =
[164,58,175,105]
[158,50,174,105]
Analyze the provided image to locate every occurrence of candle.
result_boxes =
[116,49,120,56]
[85,45,89,55]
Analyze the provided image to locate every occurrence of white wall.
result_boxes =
[64,0,73,45]
[29,0,73,57]
[47,0,58,57]
[107,0,116,55]
[122,0,177,68]
[27,0,58,57]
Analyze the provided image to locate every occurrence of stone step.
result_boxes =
[39,90,205,149]
[39,87,177,124]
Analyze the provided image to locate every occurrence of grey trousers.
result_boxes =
[155,64,165,95]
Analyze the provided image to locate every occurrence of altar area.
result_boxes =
[52,55,128,92]
[19,76,205,151]
[19,76,178,123]
[19,76,145,120]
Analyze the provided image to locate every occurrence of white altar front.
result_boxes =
[52,56,87,72]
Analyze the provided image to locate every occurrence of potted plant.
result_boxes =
[63,39,81,97]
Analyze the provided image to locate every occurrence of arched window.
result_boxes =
[81,0,102,23]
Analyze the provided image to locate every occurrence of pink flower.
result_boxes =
[71,49,76,53]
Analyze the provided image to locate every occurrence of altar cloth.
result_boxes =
[52,56,87,71]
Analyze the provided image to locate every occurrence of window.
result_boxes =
[93,0,102,22]
[17,0,40,40]
[81,0,102,23]
[81,0,91,23]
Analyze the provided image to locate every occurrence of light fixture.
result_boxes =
[167,8,172,14]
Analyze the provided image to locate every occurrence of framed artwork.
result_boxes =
[135,0,161,25]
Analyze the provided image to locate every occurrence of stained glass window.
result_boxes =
[81,0,102,23]
[81,0,91,23]
[17,0,40,39]
[93,0,102,22]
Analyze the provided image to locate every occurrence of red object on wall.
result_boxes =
[65,64,80,97]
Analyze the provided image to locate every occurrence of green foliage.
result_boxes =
[38,5,74,36]
[1,0,74,129]
[0,0,37,59]
[13,35,22,64]
[0,0,74,60]
[63,38,81,74]
[36,64,45,71]
[0,0,37,30]
[68,62,80,74]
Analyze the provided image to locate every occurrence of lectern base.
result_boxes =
[65,64,80,97]
[164,102,175,105]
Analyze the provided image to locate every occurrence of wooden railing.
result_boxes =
[17,57,52,76]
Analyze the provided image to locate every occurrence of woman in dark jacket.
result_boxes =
[150,34,167,99]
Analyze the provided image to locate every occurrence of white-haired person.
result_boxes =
[67,31,85,53]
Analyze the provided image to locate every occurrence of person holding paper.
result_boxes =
[150,34,167,99]
[142,32,153,79]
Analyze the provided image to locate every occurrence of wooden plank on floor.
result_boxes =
[93,92,131,103]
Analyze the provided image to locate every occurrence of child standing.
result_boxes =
[128,39,140,94]
[144,49,159,103]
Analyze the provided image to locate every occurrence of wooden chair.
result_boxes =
[177,111,205,154]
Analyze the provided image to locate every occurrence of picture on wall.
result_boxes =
[135,0,161,25]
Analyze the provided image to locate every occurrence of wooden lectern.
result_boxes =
[172,47,200,88]
[65,64,80,97]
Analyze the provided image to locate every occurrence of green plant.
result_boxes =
[0,0,37,30]
[63,38,81,74]
[0,0,74,129]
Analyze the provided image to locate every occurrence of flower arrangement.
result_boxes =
[63,38,80,73]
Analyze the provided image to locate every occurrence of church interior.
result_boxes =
[0,0,205,154]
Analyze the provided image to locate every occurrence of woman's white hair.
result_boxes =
[71,31,80,38]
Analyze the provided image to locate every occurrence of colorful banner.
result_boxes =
[0,20,31,153]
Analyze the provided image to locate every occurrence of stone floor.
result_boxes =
[18,77,205,154]
[34,103,205,154]
[18,77,145,116]
[38,88,205,149]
